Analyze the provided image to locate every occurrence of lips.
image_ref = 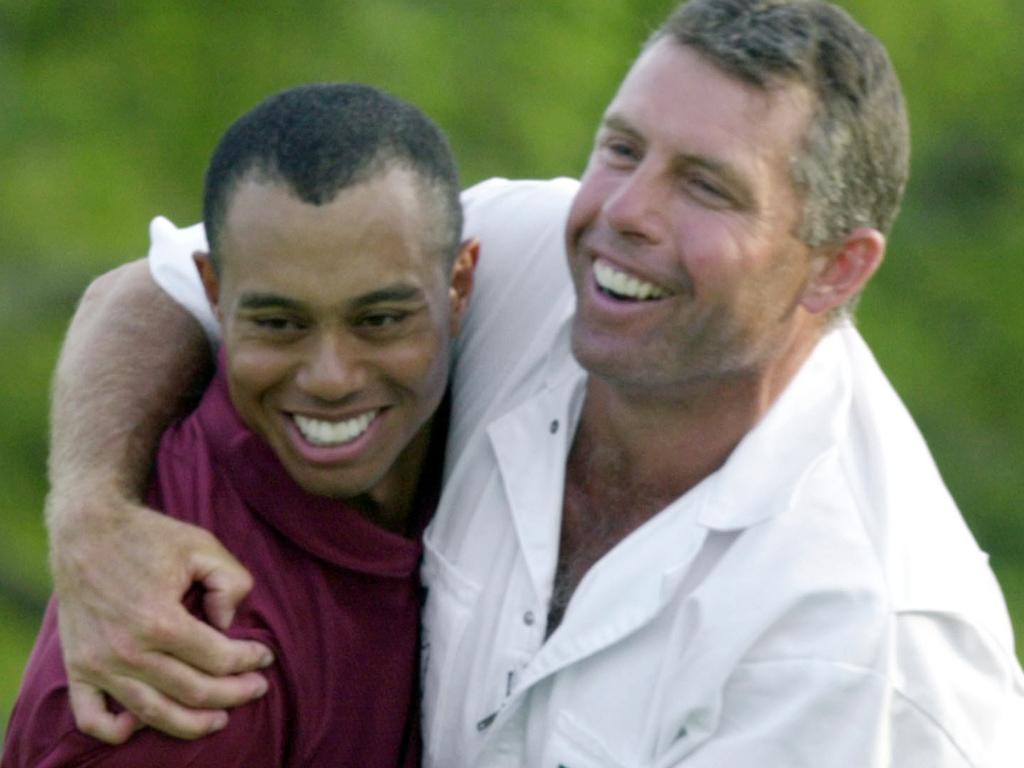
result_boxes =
[593,258,671,301]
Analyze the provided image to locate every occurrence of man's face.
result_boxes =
[566,39,823,395]
[200,169,473,516]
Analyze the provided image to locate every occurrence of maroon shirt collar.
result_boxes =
[197,360,430,578]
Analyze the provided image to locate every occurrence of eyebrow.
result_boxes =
[237,284,425,313]
[238,293,304,311]
[601,113,756,210]
[349,284,425,310]
[602,113,644,143]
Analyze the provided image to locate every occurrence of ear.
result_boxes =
[800,227,885,315]
[447,238,480,336]
[193,251,223,323]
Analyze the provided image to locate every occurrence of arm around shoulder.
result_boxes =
[47,257,211,518]
[45,259,272,745]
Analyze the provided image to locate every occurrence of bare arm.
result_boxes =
[46,259,273,744]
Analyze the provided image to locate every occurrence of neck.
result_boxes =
[573,326,822,504]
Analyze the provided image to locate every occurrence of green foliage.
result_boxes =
[1,0,1022,741]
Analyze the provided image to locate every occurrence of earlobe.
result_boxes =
[448,238,480,336]
[193,251,222,320]
[800,228,885,315]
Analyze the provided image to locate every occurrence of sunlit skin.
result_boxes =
[562,38,884,501]
[567,39,844,409]
[196,168,476,533]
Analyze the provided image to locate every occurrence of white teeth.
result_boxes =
[593,260,669,300]
[293,411,377,446]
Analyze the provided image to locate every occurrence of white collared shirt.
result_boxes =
[149,177,1024,767]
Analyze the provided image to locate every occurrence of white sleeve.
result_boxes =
[654,661,977,768]
[146,215,220,346]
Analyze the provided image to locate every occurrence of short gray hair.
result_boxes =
[649,0,910,250]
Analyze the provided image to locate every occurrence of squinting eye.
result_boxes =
[360,312,407,328]
[688,176,729,202]
[254,316,302,331]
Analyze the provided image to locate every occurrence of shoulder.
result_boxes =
[25,690,287,768]
[461,176,579,233]
[458,176,579,312]
[734,327,1024,762]
[448,178,580,456]
[147,215,218,344]
[4,601,287,768]
[145,403,215,526]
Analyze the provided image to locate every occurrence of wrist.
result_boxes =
[44,474,136,553]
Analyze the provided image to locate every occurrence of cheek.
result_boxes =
[388,333,450,403]
[565,171,609,241]
[225,343,292,402]
[674,217,753,288]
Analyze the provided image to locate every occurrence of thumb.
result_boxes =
[68,681,142,745]
[190,548,254,631]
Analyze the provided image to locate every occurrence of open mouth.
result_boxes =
[594,259,670,301]
[292,411,378,447]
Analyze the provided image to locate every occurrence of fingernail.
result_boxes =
[260,650,275,668]
[254,678,269,697]
[211,713,229,732]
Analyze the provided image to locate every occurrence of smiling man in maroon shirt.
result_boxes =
[2,83,476,767]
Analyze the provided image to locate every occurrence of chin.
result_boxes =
[571,330,630,374]
[287,467,364,500]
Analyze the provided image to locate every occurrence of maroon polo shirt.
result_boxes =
[3,364,438,767]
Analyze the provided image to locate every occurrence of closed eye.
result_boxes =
[685,173,734,206]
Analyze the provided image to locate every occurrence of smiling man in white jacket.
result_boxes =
[40,0,1024,765]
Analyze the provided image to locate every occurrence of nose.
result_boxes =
[602,165,662,243]
[295,333,366,403]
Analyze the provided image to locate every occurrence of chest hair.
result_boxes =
[545,442,686,636]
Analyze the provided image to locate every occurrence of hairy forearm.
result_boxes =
[46,258,213,530]
[40,258,270,744]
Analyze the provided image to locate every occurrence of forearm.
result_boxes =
[46,258,213,530]
[40,258,269,743]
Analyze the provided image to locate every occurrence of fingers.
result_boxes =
[120,621,272,710]
[66,611,271,740]
[96,674,231,741]
[50,501,273,740]
[68,682,140,745]
[190,546,254,631]
[157,605,275,678]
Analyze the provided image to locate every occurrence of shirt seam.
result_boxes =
[734,656,978,766]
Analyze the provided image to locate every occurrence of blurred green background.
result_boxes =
[2,0,1022,741]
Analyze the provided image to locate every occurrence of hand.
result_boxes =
[48,489,275,744]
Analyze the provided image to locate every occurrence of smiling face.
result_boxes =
[197,167,474,522]
[566,39,827,397]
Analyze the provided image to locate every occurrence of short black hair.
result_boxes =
[203,82,462,269]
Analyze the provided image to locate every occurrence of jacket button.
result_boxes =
[523,610,536,626]
[549,419,559,434]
